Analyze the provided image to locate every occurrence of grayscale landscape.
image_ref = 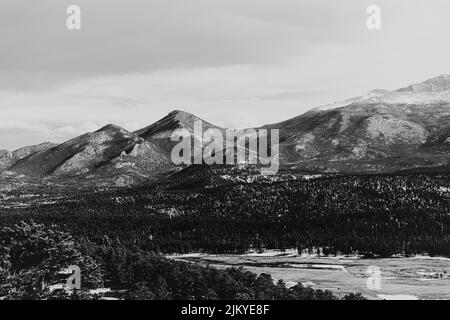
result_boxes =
[1,0,450,301]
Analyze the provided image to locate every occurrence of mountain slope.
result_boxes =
[136,110,221,139]
[3,74,450,181]
[396,74,450,93]
[311,89,391,112]
[5,124,172,182]
[135,110,224,156]
[0,112,218,183]
[0,142,56,172]
[264,75,450,163]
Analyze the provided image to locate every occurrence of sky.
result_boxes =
[1,0,450,150]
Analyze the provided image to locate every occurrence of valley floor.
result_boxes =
[167,251,450,300]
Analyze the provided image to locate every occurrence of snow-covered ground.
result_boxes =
[167,251,450,300]
[377,294,418,300]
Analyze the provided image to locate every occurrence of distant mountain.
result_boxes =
[312,89,391,112]
[2,74,450,182]
[2,125,172,185]
[0,142,56,172]
[0,111,219,185]
[136,110,221,139]
[396,74,450,93]
[263,74,450,164]
[6,125,137,177]
[135,110,223,156]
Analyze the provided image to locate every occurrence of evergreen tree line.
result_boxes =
[0,221,364,300]
[1,173,449,257]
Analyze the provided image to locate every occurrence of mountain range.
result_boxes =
[2,74,450,185]
[268,74,450,163]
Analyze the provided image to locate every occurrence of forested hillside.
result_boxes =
[1,171,450,257]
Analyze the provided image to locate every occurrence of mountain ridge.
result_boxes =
[2,74,450,183]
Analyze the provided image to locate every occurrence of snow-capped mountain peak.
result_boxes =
[396,74,450,93]
[313,75,450,110]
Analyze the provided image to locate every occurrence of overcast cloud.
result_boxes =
[1,0,450,149]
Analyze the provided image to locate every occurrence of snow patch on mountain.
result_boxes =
[312,75,450,112]
[396,74,450,93]
[364,90,450,105]
[294,133,315,151]
[53,144,108,176]
[313,89,391,112]
[364,115,428,144]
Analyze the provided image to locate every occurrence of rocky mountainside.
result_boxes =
[1,125,172,185]
[2,74,450,183]
[0,111,222,185]
[136,110,221,139]
[0,142,56,172]
[263,75,450,163]
[135,110,223,156]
